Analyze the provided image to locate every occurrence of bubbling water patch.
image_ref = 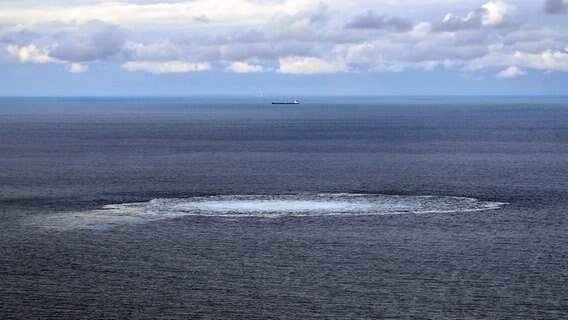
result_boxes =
[31,194,507,230]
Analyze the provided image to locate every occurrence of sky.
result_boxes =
[0,0,567,96]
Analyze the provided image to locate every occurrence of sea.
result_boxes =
[0,96,567,319]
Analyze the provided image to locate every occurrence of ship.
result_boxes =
[272,99,300,105]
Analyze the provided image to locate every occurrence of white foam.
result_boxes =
[163,199,376,214]
[29,193,508,230]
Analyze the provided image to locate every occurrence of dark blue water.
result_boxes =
[1,97,567,318]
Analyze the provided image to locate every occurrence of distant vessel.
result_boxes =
[272,99,300,105]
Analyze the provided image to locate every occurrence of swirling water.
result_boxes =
[28,194,507,230]
[1,97,567,319]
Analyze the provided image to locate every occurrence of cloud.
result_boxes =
[68,62,88,73]
[226,61,264,73]
[345,10,413,32]
[496,66,525,78]
[466,45,568,73]
[434,10,484,32]
[0,29,41,46]
[121,61,211,74]
[337,27,491,73]
[544,0,567,14]
[49,20,124,62]
[481,0,515,25]
[194,15,210,23]
[6,44,54,63]
[433,0,515,32]
[0,0,307,29]
[278,56,347,74]
[123,41,182,61]
[1,0,568,79]
[224,29,265,44]
[265,3,330,41]
[512,50,568,71]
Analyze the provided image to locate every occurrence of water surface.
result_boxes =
[1,97,567,318]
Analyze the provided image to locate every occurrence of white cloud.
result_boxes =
[278,56,347,74]
[68,63,88,73]
[0,1,309,29]
[124,41,181,61]
[496,65,525,78]
[1,0,567,78]
[513,50,568,71]
[6,44,54,63]
[411,22,431,38]
[226,61,264,73]
[121,61,211,74]
[481,0,515,26]
[433,0,515,31]
[467,47,568,73]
